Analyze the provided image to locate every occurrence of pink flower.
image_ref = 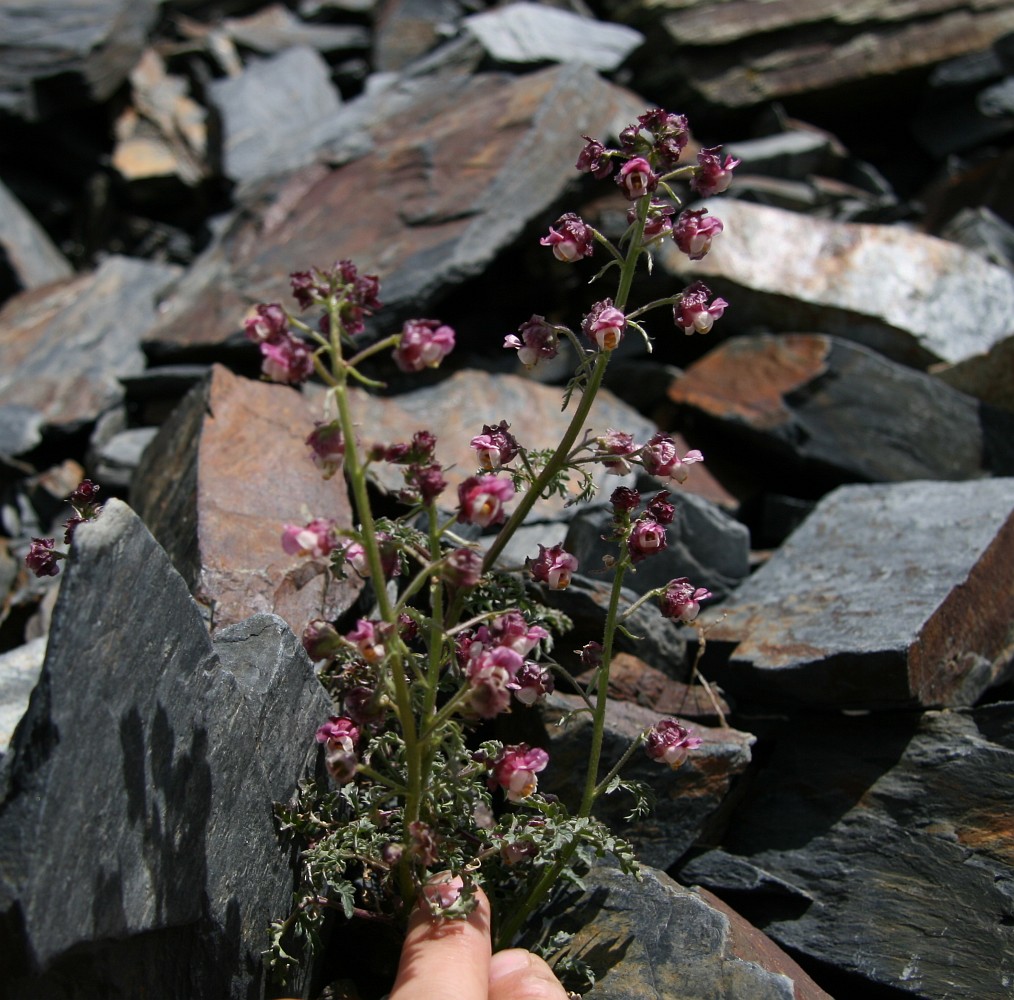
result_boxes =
[660,577,713,623]
[260,333,314,385]
[306,420,345,479]
[281,518,339,558]
[616,156,657,200]
[470,420,519,471]
[484,611,549,656]
[527,543,578,590]
[244,303,288,344]
[675,281,728,335]
[596,429,636,475]
[25,537,61,577]
[690,146,741,197]
[672,209,723,261]
[540,212,595,262]
[644,718,702,769]
[443,547,483,588]
[466,646,524,719]
[507,661,555,706]
[315,715,360,784]
[347,618,386,663]
[582,299,626,351]
[490,744,550,803]
[338,535,400,579]
[504,315,560,369]
[639,432,703,484]
[340,540,369,577]
[628,516,668,563]
[394,318,455,372]
[457,475,514,527]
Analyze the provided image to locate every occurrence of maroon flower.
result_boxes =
[443,547,483,588]
[610,486,641,512]
[582,299,626,351]
[646,491,676,525]
[690,146,741,197]
[628,516,668,563]
[540,212,595,262]
[484,611,549,656]
[244,302,288,344]
[527,543,578,590]
[306,420,345,479]
[597,430,636,475]
[673,209,723,261]
[260,333,314,385]
[616,156,657,200]
[406,462,447,504]
[632,199,676,241]
[644,718,702,769]
[504,315,560,369]
[457,475,514,527]
[659,577,713,623]
[302,619,343,660]
[489,744,550,802]
[576,135,612,178]
[394,318,455,373]
[25,537,61,578]
[639,432,703,484]
[675,281,728,335]
[470,420,519,472]
[508,661,555,706]
[466,646,524,719]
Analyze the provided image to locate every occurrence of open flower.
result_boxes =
[470,420,519,471]
[394,318,455,372]
[490,744,550,802]
[596,429,636,475]
[644,718,702,769]
[306,420,345,479]
[508,661,555,706]
[540,212,595,262]
[260,333,314,385]
[315,715,360,784]
[675,281,728,335]
[673,209,723,261]
[281,518,340,558]
[504,315,560,369]
[616,156,657,200]
[639,432,703,484]
[527,543,578,590]
[660,577,713,623]
[457,475,515,527]
[691,146,741,197]
[628,516,668,563]
[466,646,524,719]
[582,299,626,351]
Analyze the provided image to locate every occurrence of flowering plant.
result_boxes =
[26,108,734,988]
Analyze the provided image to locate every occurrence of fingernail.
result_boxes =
[489,949,531,981]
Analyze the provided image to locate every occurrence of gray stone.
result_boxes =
[677,705,1014,998]
[540,693,754,870]
[0,636,45,758]
[701,478,1014,710]
[463,3,643,72]
[221,3,370,54]
[539,862,832,1000]
[939,205,1014,270]
[91,425,159,490]
[0,180,72,294]
[660,199,1014,367]
[0,500,330,997]
[0,0,162,120]
[723,130,837,181]
[931,332,1014,413]
[564,491,750,602]
[208,46,345,186]
[373,0,464,73]
[0,256,181,447]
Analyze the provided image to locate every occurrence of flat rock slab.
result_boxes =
[146,63,645,351]
[701,478,1014,710]
[668,333,1014,488]
[677,704,1014,998]
[463,2,643,71]
[131,364,362,634]
[0,179,72,294]
[0,255,181,450]
[540,863,832,1000]
[0,500,330,997]
[540,692,754,870]
[660,199,1014,367]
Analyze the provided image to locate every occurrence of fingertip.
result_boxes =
[489,949,570,1000]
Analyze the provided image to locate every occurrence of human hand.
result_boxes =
[388,880,571,1000]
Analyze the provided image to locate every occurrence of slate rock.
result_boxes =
[939,205,1014,270]
[667,333,1014,492]
[0,499,330,997]
[722,129,838,181]
[538,862,831,1000]
[462,3,643,72]
[0,637,45,758]
[90,425,159,490]
[677,705,1014,998]
[147,63,646,351]
[659,199,1014,367]
[221,3,370,55]
[0,0,162,120]
[208,46,345,187]
[0,255,181,451]
[0,180,72,296]
[931,333,1014,413]
[539,692,753,870]
[373,0,465,73]
[699,478,1014,710]
[565,491,749,602]
[131,364,362,634]
[623,0,1014,112]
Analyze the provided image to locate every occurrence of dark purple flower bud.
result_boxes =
[675,280,728,335]
[63,515,85,544]
[306,421,345,479]
[576,135,612,178]
[397,612,419,644]
[673,209,723,261]
[69,479,101,508]
[540,212,595,262]
[690,146,741,197]
[244,303,289,344]
[504,315,560,369]
[260,332,314,385]
[622,109,690,169]
[644,717,702,768]
[344,685,383,728]
[303,618,343,660]
[25,537,61,577]
[376,532,402,579]
[394,318,455,373]
[527,543,578,590]
[470,420,519,472]
[647,491,676,525]
[444,547,483,588]
[579,641,603,670]
[410,430,437,461]
[610,486,641,512]
[616,157,657,200]
[628,516,668,563]
[660,577,713,623]
[408,462,447,504]
[631,199,675,241]
[290,271,325,311]
[508,661,555,706]
[582,299,626,351]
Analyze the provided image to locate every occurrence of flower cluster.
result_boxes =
[24,479,104,578]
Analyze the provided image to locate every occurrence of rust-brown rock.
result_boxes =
[131,364,361,634]
[621,0,1014,112]
[145,63,645,352]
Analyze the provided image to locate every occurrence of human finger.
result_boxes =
[489,948,572,1000]
[388,878,492,1000]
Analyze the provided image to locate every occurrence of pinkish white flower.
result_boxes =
[639,432,703,484]
[281,518,339,558]
[346,618,386,663]
[582,299,626,351]
[306,420,345,479]
[660,577,713,623]
[616,156,657,200]
[540,212,595,262]
[315,715,360,784]
[596,429,636,475]
[466,646,524,719]
[470,420,519,471]
[261,333,314,385]
[490,744,550,802]
[690,146,741,197]
[628,516,668,563]
[394,318,455,372]
[644,718,702,769]
[457,475,515,527]
[527,543,578,590]
[504,315,560,369]
[675,281,728,336]
[672,209,723,261]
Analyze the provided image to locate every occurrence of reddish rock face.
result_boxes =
[132,364,362,634]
